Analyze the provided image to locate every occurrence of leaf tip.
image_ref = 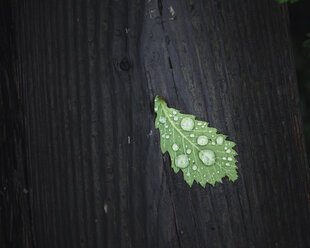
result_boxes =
[154,95,166,113]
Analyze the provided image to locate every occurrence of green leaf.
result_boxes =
[154,96,238,187]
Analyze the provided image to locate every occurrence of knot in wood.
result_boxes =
[119,57,131,71]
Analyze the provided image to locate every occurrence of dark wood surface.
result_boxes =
[1,0,309,247]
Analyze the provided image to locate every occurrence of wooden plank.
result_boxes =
[1,0,309,247]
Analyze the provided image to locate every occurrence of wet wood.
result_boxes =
[1,0,309,247]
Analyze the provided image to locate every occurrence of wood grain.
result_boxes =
[1,0,309,247]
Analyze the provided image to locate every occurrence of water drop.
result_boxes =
[228,157,232,161]
[173,110,177,115]
[224,147,228,150]
[159,116,166,123]
[190,134,195,137]
[169,114,172,117]
[175,154,189,168]
[211,142,215,145]
[164,125,168,128]
[225,162,230,166]
[186,149,191,154]
[154,107,158,112]
[222,157,226,160]
[174,116,178,121]
[226,149,231,153]
[180,117,194,131]
[197,136,208,146]
[192,165,197,170]
[172,144,179,151]
[186,172,190,176]
[197,122,202,125]
[165,135,170,139]
[199,150,215,166]
[216,136,224,145]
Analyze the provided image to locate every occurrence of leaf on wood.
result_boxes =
[154,96,238,187]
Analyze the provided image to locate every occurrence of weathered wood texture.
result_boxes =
[1,0,310,247]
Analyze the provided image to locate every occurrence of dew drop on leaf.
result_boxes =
[175,154,189,168]
[159,116,166,123]
[226,149,231,153]
[228,157,232,161]
[197,136,208,146]
[216,136,224,145]
[165,134,170,139]
[174,116,178,121]
[172,144,179,151]
[180,117,194,131]
[199,150,216,166]
[190,134,195,137]
[186,149,191,154]
[192,165,197,170]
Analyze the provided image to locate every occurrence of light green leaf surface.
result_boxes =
[154,96,238,187]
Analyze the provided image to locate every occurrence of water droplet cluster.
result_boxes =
[154,95,238,187]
